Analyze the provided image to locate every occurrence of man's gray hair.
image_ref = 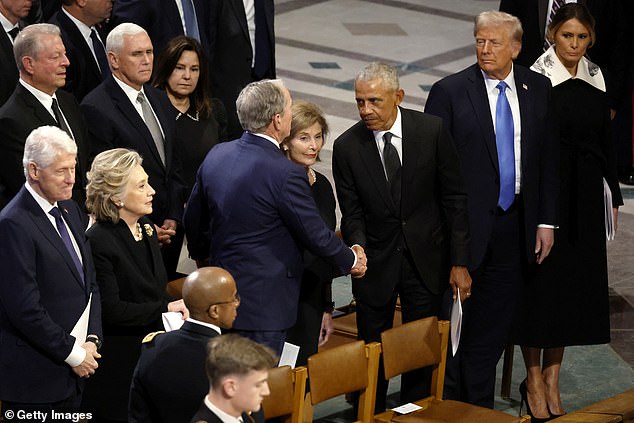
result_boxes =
[23,126,77,176]
[474,10,523,43]
[236,79,287,133]
[355,62,400,91]
[107,22,148,54]
[13,23,61,72]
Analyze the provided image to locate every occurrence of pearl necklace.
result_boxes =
[133,222,143,241]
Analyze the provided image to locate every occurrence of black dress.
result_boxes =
[174,98,228,195]
[82,217,172,421]
[285,171,337,366]
[516,77,623,348]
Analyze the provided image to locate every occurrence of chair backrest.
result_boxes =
[262,365,307,423]
[166,277,186,299]
[380,316,450,400]
[307,340,381,423]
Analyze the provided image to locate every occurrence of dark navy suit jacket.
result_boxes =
[81,76,186,224]
[425,64,559,269]
[0,187,101,402]
[184,132,355,331]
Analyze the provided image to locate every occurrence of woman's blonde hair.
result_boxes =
[86,148,143,223]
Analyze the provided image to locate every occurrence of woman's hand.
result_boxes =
[168,299,190,320]
[318,312,334,346]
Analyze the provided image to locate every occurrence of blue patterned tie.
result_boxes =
[181,0,200,41]
[49,206,84,285]
[495,81,515,211]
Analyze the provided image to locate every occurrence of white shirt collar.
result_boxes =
[19,79,58,113]
[25,181,58,210]
[250,132,280,149]
[61,8,93,40]
[113,74,148,103]
[531,45,605,91]
[481,65,518,96]
[204,395,243,423]
[373,107,402,142]
[0,11,16,33]
[186,317,221,334]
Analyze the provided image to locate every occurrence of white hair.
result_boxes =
[106,22,148,54]
[23,126,77,176]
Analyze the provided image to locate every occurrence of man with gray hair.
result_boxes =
[0,125,102,411]
[184,79,367,355]
[332,62,470,412]
[0,23,90,210]
[81,22,186,278]
[425,10,557,408]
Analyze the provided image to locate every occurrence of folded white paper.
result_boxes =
[70,293,92,345]
[450,288,462,357]
[603,178,615,241]
[391,403,423,414]
[279,342,300,368]
[162,311,185,332]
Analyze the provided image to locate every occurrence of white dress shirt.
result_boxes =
[373,107,403,179]
[113,75,166,138]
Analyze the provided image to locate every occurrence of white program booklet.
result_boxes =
[603,178,615,241]
[70,292,92,345]
[162,311,186,331]
[279,342,300,368]
[450,288,462,357]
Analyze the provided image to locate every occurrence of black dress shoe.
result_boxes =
[519,379,552,422]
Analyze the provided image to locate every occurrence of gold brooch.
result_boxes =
[143,224,154,237]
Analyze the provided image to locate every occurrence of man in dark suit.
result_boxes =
[49,0,113,102]
[332,62,471,412]
[129,267,240,423]
[110,0,210,59]
[0,125,102,411]
[0,0,31,106]
[188,334,275,423]
[425,11,558,408]
[207,0,275,139]
[0,23,90,210]
[81,22,186,274]
[184,79,366,354]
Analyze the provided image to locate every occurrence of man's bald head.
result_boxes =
[182,267,239,329]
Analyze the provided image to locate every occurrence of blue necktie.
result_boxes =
[49,206,84,285]
[495,81,515,211]
[90,28,111,79]
[181,0,200,41]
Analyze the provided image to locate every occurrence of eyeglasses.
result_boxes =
[212,293,240,306]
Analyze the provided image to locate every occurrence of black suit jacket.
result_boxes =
[129,321,220,423]
[207,0,275,139]
[49,10,104,102]
[0,28,18,107]
[110,0,211,59]
[0,83,90,209]
[425,64,558,269]
[499,0,629,107]
[80,76,186,224]
[189,404,264,423]
[0,188,101,403]
[332,107,470,306]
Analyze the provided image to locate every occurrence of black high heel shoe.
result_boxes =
[519,379,552,422]
[547,405,566,419]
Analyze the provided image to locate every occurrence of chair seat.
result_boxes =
[550,412,622,422]
[332,312,358,336]
[390,400,522,423]
[577,388,634,422]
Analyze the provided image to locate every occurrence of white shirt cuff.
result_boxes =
[64,343,86,368]
[350,244,362,268]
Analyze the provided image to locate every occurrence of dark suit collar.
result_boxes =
[105,217,164,277]
[13,82,58,126]
[229,0,250,42]
[465,64,499,174]
[242,131,284,154]
[181,320,221,337]
[54,10,102,78]
[17,187,87,290]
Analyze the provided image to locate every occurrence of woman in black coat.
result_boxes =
[82,148,188,421]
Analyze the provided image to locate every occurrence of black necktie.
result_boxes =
[253,0,272,79]
[90,28,111,79]
[383,132,401,210]
[51,98,73,139]
[8,27,19,41]
[49,206,84,285]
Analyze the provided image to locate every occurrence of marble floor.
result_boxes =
[271,0,634,420]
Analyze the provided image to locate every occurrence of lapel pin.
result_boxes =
[522,84,528,90]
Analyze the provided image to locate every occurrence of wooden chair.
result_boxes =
[550,412,622,422]
[166,277,186,299]
[375,316,529,423]
[262,365,307,423]
[576,387,634,422]
[306,341,381,423]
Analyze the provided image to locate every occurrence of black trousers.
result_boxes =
[443,206,524,408]
[356,250,442,412]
